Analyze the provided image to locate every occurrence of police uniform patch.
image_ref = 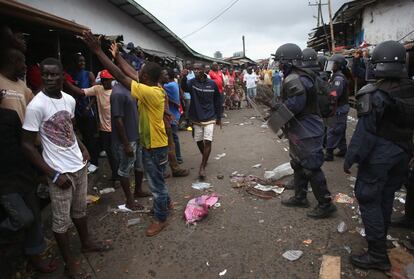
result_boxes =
[334,80,341,86]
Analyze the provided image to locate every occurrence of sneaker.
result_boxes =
[281,196,310,208]
[87,164,99,174]
[99,151,107,157]
[307,203,337,219]
[145,221,168,237]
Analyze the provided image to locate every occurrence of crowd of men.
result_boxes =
[1,22,414,278]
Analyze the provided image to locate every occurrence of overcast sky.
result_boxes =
[135,0,348,60]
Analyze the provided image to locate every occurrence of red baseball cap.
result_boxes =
[100,69,113,79]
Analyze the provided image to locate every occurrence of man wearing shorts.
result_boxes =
[111,82,150,210]
[188,63,221,179]
[22,58,107,279]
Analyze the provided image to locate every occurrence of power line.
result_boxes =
[181,0,241,39]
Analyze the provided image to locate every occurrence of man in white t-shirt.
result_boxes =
[21,58,109,279]
[243,67,258,108]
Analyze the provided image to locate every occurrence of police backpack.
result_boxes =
[297,68,334,118]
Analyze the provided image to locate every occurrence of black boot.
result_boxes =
[283,179,295,190]
[281,196,310,208]
[390,215,414,229]
[307,203,337,219]
[324,149,334,161]
[351,241,391,271]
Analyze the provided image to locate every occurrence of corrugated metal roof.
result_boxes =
[107,0,230,64]
[0,0,88,33]
[333,0,377,23]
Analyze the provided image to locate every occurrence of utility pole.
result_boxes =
[308,0,327,27]
[242,35,246,57]
[327,0,335,52]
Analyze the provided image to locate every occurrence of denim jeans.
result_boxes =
[142,146,170,221]
[0,191,46,255]
[171,124,182,161]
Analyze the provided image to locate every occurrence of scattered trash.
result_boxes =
[334,193,354,204]
[282,250,303,261]
[230,174,258,188]
[127,218,141,227]
[254,184,284,194]
[112,204,150,214]
[387,235,399,241]
[192,182,212,190]
[337,221,348,233]
[219,269,227,276]
[303,239,313,245]
[283,148,288,152]
[86,195,100,204]
[252,163,262,168]
[403,263,414,279]
[231,171,238,176]
[187,126,192,132]
[184,194,219,224]
[356,227,366,237]
[393,241,401,248]
[259,219,264,223]
[99,187,115,194]
[260,123,268,129]
[223,121,230,124]
[319,255,341,279]
[214,153,226,160]
[239,123,244,126]
[217,174,224,180]
[389,248,414,279]
[213,202,221,208]
[206,262,210,266]
[264,162,294,180]
[344,246,352,254]
[250,116,256,119]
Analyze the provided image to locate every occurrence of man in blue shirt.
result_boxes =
[188,63,221,179]
[163,69,183,163]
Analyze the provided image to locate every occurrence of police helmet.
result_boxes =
[371,40,407,79]
[274,43,302,67]
[302,48,318,67]
[324,54,347,72]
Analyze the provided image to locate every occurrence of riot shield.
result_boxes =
[267,104,294,133]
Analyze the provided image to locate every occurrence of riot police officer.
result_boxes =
[275,43,336,218]
[324,54,349,161]
[344,40,414,271]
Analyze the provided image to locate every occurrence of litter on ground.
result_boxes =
[282,250,303,261]
[252,163,262,168]
[214,153,226,160]
[192,182,212,190]
[337,221,348,233]
[99,187,115,194]
[184,193,219,224]
[334,193,354,204]
[263,162,294,180]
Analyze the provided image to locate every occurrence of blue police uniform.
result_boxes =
[326,72,349,154]
[282,69,331,204]
[345,83,413,255]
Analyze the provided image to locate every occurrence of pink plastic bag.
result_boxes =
[184,194,219,224]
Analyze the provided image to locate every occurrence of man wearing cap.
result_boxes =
[65,70,119,183]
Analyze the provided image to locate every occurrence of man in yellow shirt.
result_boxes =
[83,31,169,236]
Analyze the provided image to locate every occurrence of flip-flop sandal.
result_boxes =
[81,242,113,254]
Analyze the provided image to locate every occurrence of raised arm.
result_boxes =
[82,31,132,90]
[110,43,138,81]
